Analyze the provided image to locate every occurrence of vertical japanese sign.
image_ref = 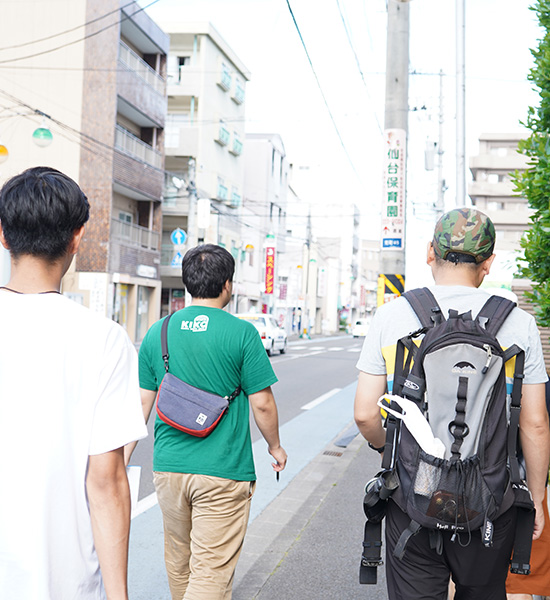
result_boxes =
[265,245,275,294]
[381,128,406,250]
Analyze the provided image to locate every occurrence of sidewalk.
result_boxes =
[233,430,388,600]
[128,382,390,599]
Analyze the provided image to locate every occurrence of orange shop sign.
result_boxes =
[265,246,275,294]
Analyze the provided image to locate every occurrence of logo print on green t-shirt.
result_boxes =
[181,315,210,332]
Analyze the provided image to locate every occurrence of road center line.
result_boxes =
[301,388,342,411]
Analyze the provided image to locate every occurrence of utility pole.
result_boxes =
[437,69,446,213]
[456,0,466,206]
[380,0,409,298]
[185,157,198,307]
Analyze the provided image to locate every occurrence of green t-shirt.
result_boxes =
[139,306,278,481]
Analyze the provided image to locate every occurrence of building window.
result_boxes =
[136,285,151,342]
[232,79,245,104]
[218,62,232,91]
[230,188,241,207]
[217,177,228,200]
[229,133,243,156]
[118,211,133,238]
[215,121,230,146]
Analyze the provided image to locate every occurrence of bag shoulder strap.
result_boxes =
[476,295,516,336]
[160,313,241,402]
[402,287,443,329]
[161,313,172,373]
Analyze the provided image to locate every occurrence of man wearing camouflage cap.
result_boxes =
[354,207,550,599]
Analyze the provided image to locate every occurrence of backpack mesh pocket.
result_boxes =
[410,450,492,530]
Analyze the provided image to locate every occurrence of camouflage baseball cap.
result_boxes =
[432,208,495,264]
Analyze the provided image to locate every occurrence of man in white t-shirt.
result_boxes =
[355,208,550,600]
[0,167,147,600]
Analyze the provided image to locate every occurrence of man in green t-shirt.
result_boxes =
[135,244,287,600]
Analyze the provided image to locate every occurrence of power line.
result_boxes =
[284,0,366,189]
[0,1,137,53]
[0,0,162,66]
[334,0,383,135]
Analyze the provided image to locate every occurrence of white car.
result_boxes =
[352,318,370,338]
[236,313,288,356]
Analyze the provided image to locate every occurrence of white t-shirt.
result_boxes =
[0,293,148,599]
[357,285,548,388]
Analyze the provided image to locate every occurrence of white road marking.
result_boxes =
[132,492,158,519]
[301,388,342,410]
[327,347,344,351]
[347,348,362,353]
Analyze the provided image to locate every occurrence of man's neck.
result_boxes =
[190,298,227,309]
[4,255,64,294]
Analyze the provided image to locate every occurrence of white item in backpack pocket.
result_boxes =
[377,394,446,459]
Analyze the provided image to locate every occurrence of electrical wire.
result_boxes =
[0,0,162,66]
[334,0,383,135]
[0,1,138,53]
[284,0,366,189]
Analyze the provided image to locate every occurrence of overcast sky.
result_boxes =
[141,0,541,283]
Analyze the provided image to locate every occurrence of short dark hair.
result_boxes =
[181,244,235,299]
[0,166,90,260]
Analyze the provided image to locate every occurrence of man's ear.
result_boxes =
[426,241,436,266]
[68,226,85,255]
[0,222,9,250]
[480,254,496,276]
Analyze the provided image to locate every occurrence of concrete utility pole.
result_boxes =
[380,0,409,282]
[185,157,198,307]
[456,0,466,206]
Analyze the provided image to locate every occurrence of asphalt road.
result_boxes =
[130,334,364,500]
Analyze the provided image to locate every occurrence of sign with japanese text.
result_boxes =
[265,246,275,294]
[381,128,406,250]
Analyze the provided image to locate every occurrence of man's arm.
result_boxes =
[124,388,157,464]
[519,382,550,540]
[87,447,131,600]
[249,386,287,472]
[354,371,387,448]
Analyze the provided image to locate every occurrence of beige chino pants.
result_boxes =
[154,472,255,600]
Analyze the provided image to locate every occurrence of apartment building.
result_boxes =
[0,0,168,343]
[468,132,531,280]
[159,22,250,315]
[242,133,289,319]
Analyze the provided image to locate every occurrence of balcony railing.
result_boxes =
[111,219,160,251]
[115,125,162,169]
[118,41,165,96]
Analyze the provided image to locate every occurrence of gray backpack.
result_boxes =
[360,288,534,584]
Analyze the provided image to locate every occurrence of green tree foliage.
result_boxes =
[515,0,550,326]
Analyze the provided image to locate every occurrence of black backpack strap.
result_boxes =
[393,519,422,560]
[161,313,172,373]
[402,287,443,328]
[477,295,516,336]
[502,346,534,575]
[506,345,525,484]
[510,482,535,575]
[359,520,383,584]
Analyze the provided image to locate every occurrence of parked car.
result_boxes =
[236,313,287,355]
[352,318,370,338]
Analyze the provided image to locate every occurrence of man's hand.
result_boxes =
[268,444,287,473]
[250,386,287,472]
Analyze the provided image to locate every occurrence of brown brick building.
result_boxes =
[0,0,168,343]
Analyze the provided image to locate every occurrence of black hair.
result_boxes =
[181,244,235,299]
[0,166,90,260]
